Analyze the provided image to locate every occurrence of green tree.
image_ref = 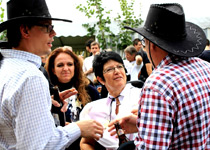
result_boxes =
[76,0,143,50]
[76,0,115,49]
[0,0,7,41]
[114,0,143,50]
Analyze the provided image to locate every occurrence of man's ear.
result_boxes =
[97,76,105,85]
[150,42,157,52]
[20,25,29,38]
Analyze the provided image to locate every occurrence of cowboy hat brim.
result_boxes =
[125,22,206,57]
[124,3,207,57]
[0,16,72,33]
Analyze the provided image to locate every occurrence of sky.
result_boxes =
[1,0,210,36]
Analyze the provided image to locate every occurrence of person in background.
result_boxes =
[80,51,141,150]
[63,45,73,51]
[133,38,143,52]
[78,39,94,64]
[41,54,49,66]
[85,38,94,56]
[205,39,210,50]
[0,0,103,149]
[109,3,210,150]
[133,38,152,82]
[40,54,53,90]
[83,41,100,83]
[124,45,143,81]
[199,38,210,62]
[40,54,51,86]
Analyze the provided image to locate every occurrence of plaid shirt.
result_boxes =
[135,55,210,149]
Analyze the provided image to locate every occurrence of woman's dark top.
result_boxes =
[56,81,100,122]
[56,81,100,150]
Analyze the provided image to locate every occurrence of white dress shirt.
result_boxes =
[124,59,143,81]
[82,55,95,82]
[0,49,80,150]
[80,84,141,150]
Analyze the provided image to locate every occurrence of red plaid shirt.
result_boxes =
[135,55,210,149]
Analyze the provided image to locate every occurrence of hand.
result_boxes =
[108,114,138,137]
[135,55,143,65]
[51,88,78,112]
[131,109,138,115]
[76,120,104,141]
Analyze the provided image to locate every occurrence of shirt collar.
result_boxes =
[107,84,132,101]
[0,49,42,69]
[155,55,172,70]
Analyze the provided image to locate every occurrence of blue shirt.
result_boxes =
[0,49,80,150]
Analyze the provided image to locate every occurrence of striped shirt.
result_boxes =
[0,49,80,150]
[135,55,210,149]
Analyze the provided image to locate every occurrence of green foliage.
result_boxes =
[0,0,7,41]
[114,0,143,50]
[76,0,114,49]
[76,0,143,50]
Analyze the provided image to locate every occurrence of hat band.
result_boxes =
[143,26,187,40]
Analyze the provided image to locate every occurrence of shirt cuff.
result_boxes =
[63,123,81,143]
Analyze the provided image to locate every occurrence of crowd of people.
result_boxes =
[0,0,210,150]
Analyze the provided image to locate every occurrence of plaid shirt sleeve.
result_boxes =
[135,88,177,149]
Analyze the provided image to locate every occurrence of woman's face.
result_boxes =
[102,60,127,92]
[53,52,75,83]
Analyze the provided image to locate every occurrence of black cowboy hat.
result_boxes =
[125,3,206,57]
[0,0,72,33]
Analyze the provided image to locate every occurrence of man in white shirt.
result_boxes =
[83,41,100,82]
[124,45,143,81]
[0,0,103,149]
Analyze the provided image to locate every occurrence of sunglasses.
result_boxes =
[35,24,54,33]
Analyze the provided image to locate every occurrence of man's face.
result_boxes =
[91,44,100,55]
[27,20,56,56]
[134,41,142,51]
[125,52,135,62]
